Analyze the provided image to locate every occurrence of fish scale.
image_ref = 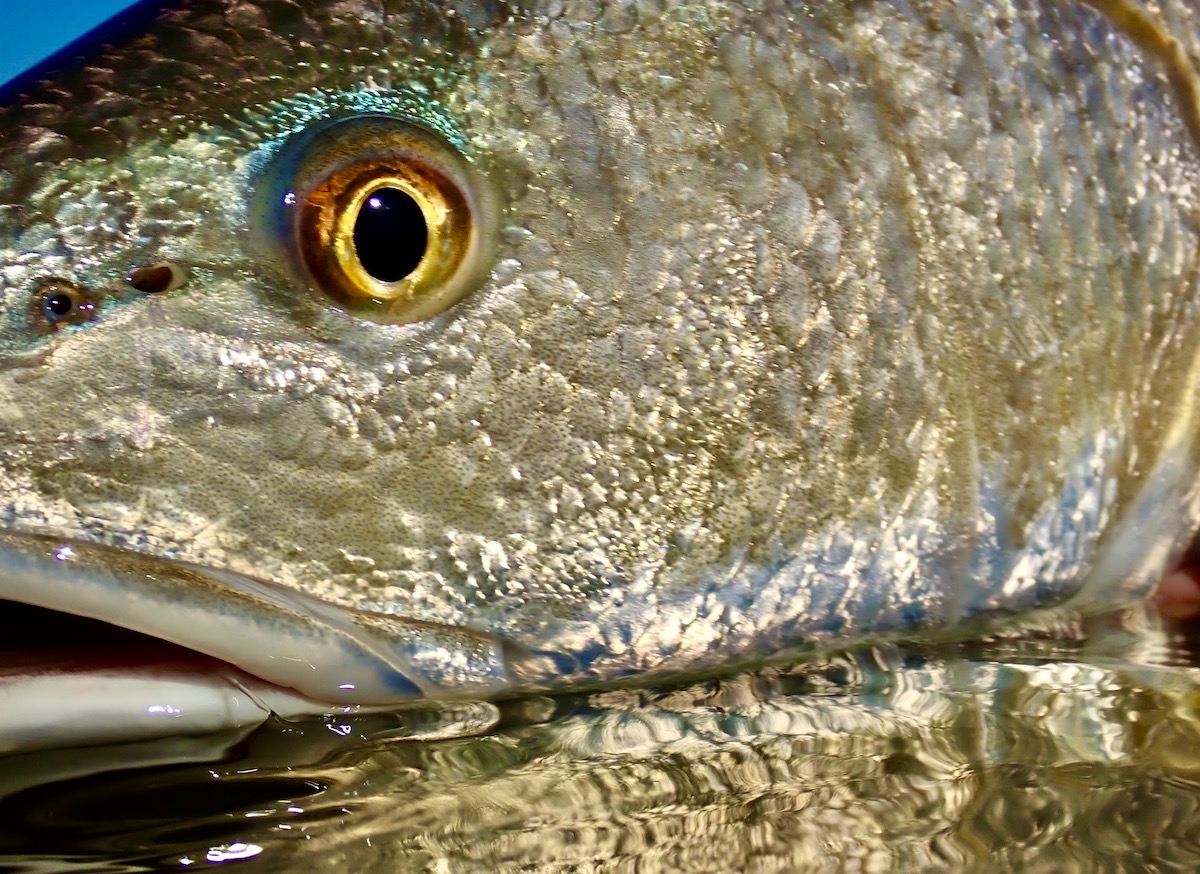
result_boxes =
[0,0,1196,716]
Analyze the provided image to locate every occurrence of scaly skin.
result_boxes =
[1,0,1200,691]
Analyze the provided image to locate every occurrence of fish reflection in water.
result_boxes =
[3,609,1200,872]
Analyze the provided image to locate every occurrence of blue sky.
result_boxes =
[0,1,135,87]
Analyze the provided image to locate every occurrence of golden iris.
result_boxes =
[292,120,491,324]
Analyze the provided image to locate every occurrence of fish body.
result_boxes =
[1,0,1200,728]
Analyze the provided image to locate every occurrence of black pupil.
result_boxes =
[45,294,75,317]
[353,187,428,283]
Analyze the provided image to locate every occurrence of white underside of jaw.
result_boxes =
[0,661,276,754]
[0,629,430,755]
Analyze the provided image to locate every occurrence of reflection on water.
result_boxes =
[4,607,1200,872]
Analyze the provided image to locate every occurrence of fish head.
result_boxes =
[1,0,1200,732]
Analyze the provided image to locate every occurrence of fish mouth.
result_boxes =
[0,530,519,750]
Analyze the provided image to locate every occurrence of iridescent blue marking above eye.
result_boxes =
[245,89,471,263]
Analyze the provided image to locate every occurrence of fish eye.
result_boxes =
[299,156,475,319]
[269,115,495,324]
[33,280,99,328]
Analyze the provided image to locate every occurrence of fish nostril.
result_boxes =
[31,279,100,329]
[127,262,187,294]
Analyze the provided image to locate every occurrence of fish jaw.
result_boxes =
[0,531,516,709]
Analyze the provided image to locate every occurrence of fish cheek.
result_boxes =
[0,317,361,573]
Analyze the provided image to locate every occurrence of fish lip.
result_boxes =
[0,601,336,756]
[0,529,517,710]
